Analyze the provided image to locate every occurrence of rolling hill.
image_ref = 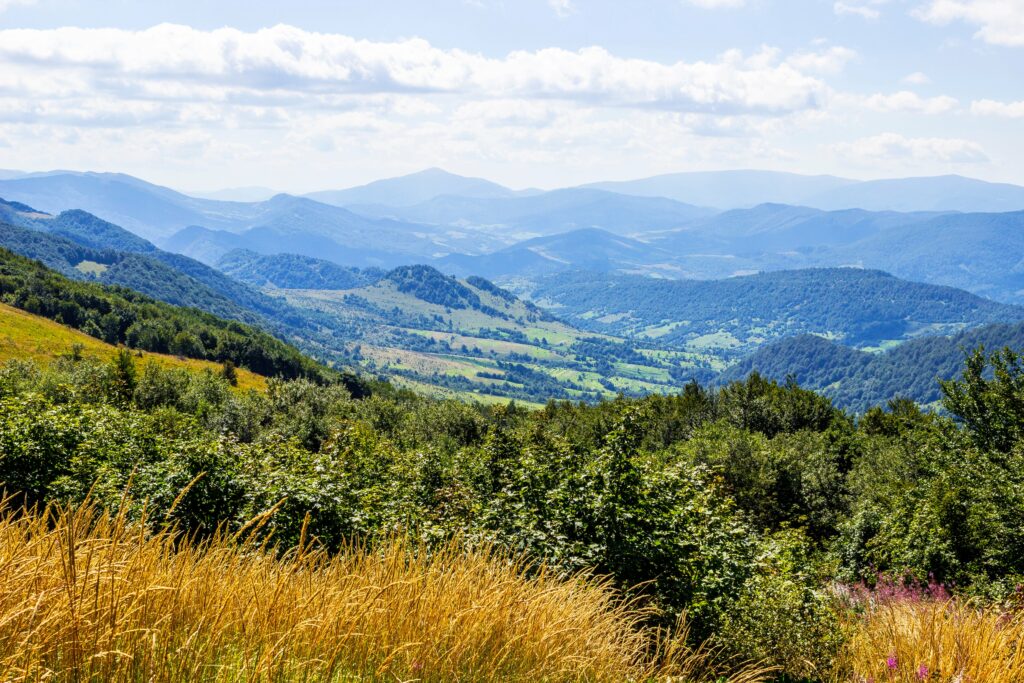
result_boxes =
[0,245,333,383]
[0,202,316,328]
[217,250,383,290]
[521,268,1024,354]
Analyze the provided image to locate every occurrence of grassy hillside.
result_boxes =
[0,301,266,390]
[0,245,334,383]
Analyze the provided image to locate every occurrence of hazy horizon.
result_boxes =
[2,165,1023,200]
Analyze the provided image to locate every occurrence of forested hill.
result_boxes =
[526,268,1024,350]
[719,322,1024,412]
[0,222,260,324]
[0,246,337,384]
[217,249,383,290]
[0,203,308,327]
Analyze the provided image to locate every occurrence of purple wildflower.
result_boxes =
[917,664,930,679]
[887,654,898,670]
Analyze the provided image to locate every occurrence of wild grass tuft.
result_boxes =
[0,496,771,682]
[843,599,1024,682]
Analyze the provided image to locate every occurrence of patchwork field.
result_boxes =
[276,268,707,403]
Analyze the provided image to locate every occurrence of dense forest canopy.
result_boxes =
[528,268,1024,348]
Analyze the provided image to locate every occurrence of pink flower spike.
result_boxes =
[887,654,898,670]
[917,664,930,680]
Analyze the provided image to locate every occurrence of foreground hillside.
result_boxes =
[0,301,266,390]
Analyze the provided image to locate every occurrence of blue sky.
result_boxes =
[0,0,1021,192]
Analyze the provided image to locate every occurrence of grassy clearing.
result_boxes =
[0,499,772,683]
[406,329,557,360]
[73,260,108,276]
[844,601,1024,682]
[0,302,266,391]
[686,331,742,351]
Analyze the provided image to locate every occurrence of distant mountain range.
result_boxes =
[640,205,1024,303]
[439,228,677,278]
[346,188,713,238]
[5,186,1024,410]
[305,167,533,206]
[582,170,1024,212]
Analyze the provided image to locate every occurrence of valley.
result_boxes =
[3,167,1024,412]
[274,265,707,404]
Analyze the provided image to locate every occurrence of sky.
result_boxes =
[0,0,1021,193]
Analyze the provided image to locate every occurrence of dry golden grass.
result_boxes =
[0,302,267,391]
[0,498,771,683]
[843,600,1024,682]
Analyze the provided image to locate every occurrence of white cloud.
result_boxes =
[683,0,746,8]
[0,24,830,115]
[902,71,931,85]
[834,132,988,163]
[971,98,1024,118]
[785,46,858,74]
[856,90,959,114]
[0,0,36,12]
[834,1,882,19]
[913,0,1024,47]
[548,0,574,17]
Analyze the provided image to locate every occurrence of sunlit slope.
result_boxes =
[0,302,267,391]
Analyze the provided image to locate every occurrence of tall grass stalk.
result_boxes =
[0,497,770,682]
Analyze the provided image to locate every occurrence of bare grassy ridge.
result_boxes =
[0,499,770,682]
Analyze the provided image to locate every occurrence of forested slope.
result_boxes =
[720,322,1024,411]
